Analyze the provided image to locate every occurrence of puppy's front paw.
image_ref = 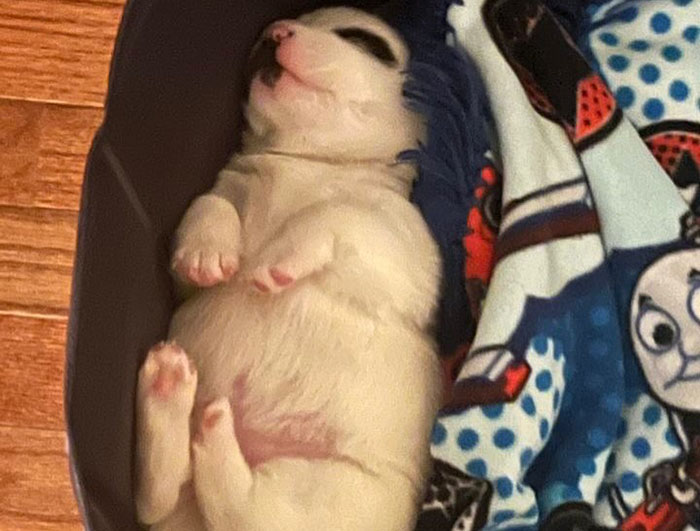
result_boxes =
[172,245,239,288]
[139,342,197,412]
[248,231,334,294]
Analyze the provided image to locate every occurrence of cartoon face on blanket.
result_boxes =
[631,250,700,412]
[133,8,443,531]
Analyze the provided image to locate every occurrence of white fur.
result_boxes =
[136,8,442,530]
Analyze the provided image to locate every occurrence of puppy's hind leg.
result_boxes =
[191,398,255,531]
[136,342,197,525]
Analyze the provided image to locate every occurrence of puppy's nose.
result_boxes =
[268,22,295,43]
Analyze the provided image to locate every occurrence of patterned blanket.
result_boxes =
[404,0,700,529]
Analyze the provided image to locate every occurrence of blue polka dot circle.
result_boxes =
[520,448,534,468]
[553,389,561,410]
[588,427,611,450]
[620,471,641,492]
[590,306,611,326]
[665,428,680,447]
[608,54,630,72]
[616,86,636,108]
[643,405,661,426]
[662,45,682,62]
[628,39,649,51]
[494,428,516,449]
[521,394,536,416]
[588,339,610,358]
[639,63,660,84]
[643,98,665,120]
[493,510,516,524]
[576,457,597,476]
[631,437,651,459]
[467,458,488,477]
[536,370,553,391]
[533,335,548,355]
[431,422,447,445]
[599,32,619,45]
[670,80,690,101]
[458,428,479,451]
[495,477,514,498]
[650,12,672,34]
[482,404,504,419]
[673,0,692,5]
[540,418,550,440]
[684,25,699,43]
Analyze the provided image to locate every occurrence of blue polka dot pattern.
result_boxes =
[588,339,610,358]
[524,504,538,518]
[520,394,536,417]
[620,471,641,492]
[540,418,550,440]
[494,428,516,449]
[466,458,487,477]
[608,54,630,71]
[673,0,692,5]
[632,437,652,459]
[670,80,690,101]
[533,335,548,354]
[602,392,622,413]
[643,98,665,119]
[481,404,504,419]
[493,510,516,524]
[536,370,553,391]
[588,427,611,449]
[590,306,611,326]
[520,448,534,468]
[628,39,650,51]
[643,405,662,426]
[665,428,680,447]
[662,45,682,62]
[553,389,561,410]
[457,428,479,450]
[684,25,699,43]
[600,32,619,45]
[495,477,514,498]
[563,485,583,500]
[576,457,597,476]
[616,86,636,108]
[431,422,447,445]
[651,12,672,33]
[640,63,660,83]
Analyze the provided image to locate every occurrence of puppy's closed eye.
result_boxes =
[333,27,397,67]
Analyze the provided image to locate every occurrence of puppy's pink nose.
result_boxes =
[269,22,295,43]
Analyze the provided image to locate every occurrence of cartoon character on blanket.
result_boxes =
[429,0,700,529]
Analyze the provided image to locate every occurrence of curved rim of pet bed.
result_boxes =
[64,0,386,529]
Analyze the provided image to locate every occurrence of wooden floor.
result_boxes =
[0,2,125,529]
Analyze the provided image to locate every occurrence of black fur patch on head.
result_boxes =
[334,28,397,67]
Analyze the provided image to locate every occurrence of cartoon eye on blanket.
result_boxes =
[631,249,700,413]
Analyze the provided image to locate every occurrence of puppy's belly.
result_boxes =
[170,282,395,468]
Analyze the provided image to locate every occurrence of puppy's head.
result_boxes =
[244,7,421,161]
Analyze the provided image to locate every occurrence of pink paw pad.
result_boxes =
[270,268,294,286]
[147,342,193,399]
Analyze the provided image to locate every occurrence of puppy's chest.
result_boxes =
[239,175,337,255]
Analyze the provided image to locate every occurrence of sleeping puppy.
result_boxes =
[135,7,442,531]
